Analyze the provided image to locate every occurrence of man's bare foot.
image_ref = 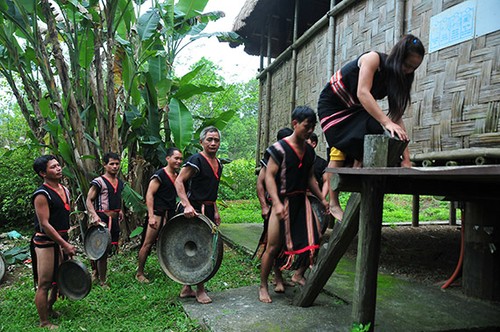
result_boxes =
[259,285,272,303]
[48,310,61,318]
[135,274,150,283]
[274,281,285,293]
[329,205,344,222]
[40,322,58,329]
[100,282,110,290]
[196,290,212,304]
[179,285,196,298]
[291,275,306,286]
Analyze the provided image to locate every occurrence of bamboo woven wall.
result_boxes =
[294,29,330,159]
[257,0,500,161]
[258,29,331,159]
[257,63,294,158]
[406,0,500,155]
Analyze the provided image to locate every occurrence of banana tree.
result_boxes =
[0,0,242,237]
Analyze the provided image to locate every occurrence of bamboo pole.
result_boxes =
[290,0,299,111]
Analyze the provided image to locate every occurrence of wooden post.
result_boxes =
[294,134,406,309]
[463,202,500,301]
[449,201,457,226]
[351,135,389,330]
[412,195,419,227]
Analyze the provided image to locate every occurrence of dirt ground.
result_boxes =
[344,224,462,286]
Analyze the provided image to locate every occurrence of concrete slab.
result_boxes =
[219,223,262,255]
[182,285,353,332]
[184,223,500,331]
[321,259,500,331]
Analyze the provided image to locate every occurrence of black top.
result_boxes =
[313,155,328,188]
[184,153,222,202]
[150,168,177,211]
[90,176,124,211]
[339,52,389,101]
[318,52,389,116]
[33,184,71,233]
[266,139,316,197]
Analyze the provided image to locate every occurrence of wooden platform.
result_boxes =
[294,135,500,331]
[329,165,500,201]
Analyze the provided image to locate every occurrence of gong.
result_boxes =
[157,213,223,285]
[308,195,331,234]
[57,259,91,300]
[0,252,6,283]
[84,225,111,260]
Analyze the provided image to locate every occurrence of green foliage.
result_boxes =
[333,192,453,224]
[0,0,242,235]
[219,199,262,224]
[218,194,453,225]
[223,113,258,160]
[218,159,257,200]
[122,183,147,215]
[351,322,371,332]
[183,58,259,161]
[420,206,451,221]
[0,147,39,228]
[382,195,453,224]
[129,226,144,238]
[0,244,259,331]
[3,245,29,264]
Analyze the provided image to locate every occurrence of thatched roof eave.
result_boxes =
[230,0,330,57]
[232,0,259,32]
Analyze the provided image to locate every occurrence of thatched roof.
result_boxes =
[231,0,330,57]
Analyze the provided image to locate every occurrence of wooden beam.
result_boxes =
[331,173,500,201]
[412,195,419,227]
[411,148,500,163]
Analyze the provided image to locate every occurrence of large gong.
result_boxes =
[308,195,331,234]
[157,214,223,285]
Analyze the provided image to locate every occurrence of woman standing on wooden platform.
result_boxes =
[317,34,425,221]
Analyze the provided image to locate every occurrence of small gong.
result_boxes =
[84,225,111,260]
[57,259,91,300]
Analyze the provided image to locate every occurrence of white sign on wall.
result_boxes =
[429,0,500,53]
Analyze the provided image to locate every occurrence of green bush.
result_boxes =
[219,195,452,225]
[219,158,257,200]
[0,148,39,230]
[219,199,262,224]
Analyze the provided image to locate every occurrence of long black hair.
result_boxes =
[385,34,425,121]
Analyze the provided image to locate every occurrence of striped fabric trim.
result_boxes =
[320,109,355,132]
[184,161,200,173]
[329,70,356,107]
[284,244,320,256]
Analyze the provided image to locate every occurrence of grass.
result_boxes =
[0,242,259,331]
[219,194,454,225]
[219,199,263,223]
[1,196,452,331]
